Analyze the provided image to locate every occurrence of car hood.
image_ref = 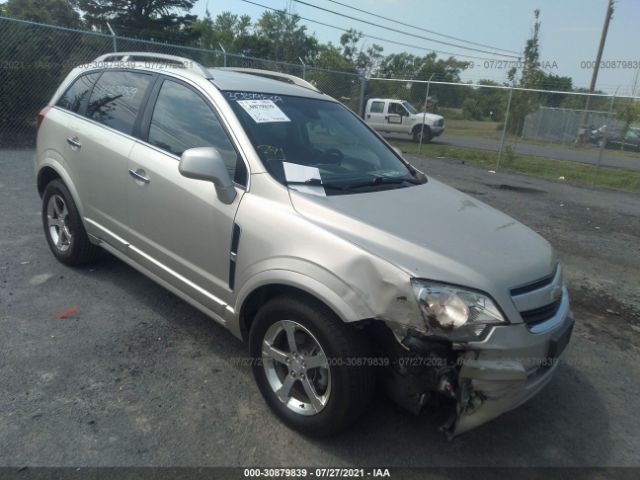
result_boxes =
[288,178,556,302]
[411,113,443,123]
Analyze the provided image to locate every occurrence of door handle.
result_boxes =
[367,114,371,118]
[66,136,81,149]
[129,168,150,184]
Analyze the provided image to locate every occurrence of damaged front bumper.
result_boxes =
[455,311,574,435]
[380,290,574,437]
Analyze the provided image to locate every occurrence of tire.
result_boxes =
[42,179,99,266]
[249,295,375,436]
[413,125,432,143]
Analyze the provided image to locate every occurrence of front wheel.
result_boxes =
[249,296,375,436]
[413,125,432,143]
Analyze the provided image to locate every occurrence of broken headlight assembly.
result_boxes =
[411,280,508,341]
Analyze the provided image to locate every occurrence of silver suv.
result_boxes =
[35,53,573,437]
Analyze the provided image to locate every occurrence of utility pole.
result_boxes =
[106,22,117,53]
[632,69,640,97]
[418,73,435,154]
[218,43,227,67]
[583,0,615,119]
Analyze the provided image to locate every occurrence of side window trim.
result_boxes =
[138,75,164,143]
[131,72,161,140]
[140,75,249,188]
[80,71,104,116]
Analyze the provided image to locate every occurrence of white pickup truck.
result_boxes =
[363,98,445,143]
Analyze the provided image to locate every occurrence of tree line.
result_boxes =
[2,0,633,137]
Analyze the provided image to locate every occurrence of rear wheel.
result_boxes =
[249,296,375,436]
[413,125,432,143]
[42,179,99,265]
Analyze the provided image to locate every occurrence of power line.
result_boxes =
[241,0,513,62]
[291,0,520,59]
[323,0,520,55]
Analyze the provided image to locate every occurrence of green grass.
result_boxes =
[439,117,640,160]
[443,118,502,139]
[389,139,640,193]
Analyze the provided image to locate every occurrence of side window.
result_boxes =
[147,80,247,185]
[388,103,405,115]
[370,101,384,114]
[56,73,100,114]
[87,71,153,135]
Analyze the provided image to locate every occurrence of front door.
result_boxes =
[126,78,248,313]
[385,102,407,133]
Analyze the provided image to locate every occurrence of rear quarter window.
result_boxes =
[86,71,153,135]
[56,73,100,114]
[370,101,384,113]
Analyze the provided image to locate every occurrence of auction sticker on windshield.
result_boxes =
[237,99,290,123]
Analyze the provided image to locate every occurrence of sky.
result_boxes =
[193,0,640,95]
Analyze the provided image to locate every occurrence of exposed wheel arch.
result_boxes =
[37,166,62,197]
[239,284,359,343]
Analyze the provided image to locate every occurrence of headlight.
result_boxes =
[411,280,507,341]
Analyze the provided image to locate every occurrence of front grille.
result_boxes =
[520,297,562,326]
[510,266,558,296]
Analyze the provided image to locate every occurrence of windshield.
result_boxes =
[402,101,418,115]
[224,92,421,195]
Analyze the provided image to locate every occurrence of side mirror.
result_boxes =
[179,147,237,204]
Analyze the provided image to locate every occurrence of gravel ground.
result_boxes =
[1,148,639,467]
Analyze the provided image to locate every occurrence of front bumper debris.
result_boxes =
[378,299,574,437]
[453,314,574,436]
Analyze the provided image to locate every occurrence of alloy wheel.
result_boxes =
[46,193,72,252]
[261,319,331,416]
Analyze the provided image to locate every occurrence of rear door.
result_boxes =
[366,100,387,131]
[44,71,101,197]
[126,77,248,312]
[66,70,155,248]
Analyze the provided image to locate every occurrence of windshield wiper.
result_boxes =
[341,175,421,190]
[285,178,346,191]
[285,176,419,193]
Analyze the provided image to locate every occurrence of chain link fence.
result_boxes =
[364,77,640,189]
[521,106,624,145]
[1,15,639,189]
[0,16,363,146]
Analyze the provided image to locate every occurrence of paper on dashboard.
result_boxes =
[236,99,290,123]
[282,162,325,197]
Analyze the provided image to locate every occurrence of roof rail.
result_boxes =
[218,67,320,92]
[92,52,212,78]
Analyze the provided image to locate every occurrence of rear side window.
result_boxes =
[148,80,247,185]
[370,101,384,113]
[56,73,100,114]
[87,71,153,135]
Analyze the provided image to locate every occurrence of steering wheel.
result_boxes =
[319,148,344,165]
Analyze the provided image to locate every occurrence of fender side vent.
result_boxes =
[228,223,241,290]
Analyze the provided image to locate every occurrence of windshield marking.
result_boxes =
[224,91,284,103]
